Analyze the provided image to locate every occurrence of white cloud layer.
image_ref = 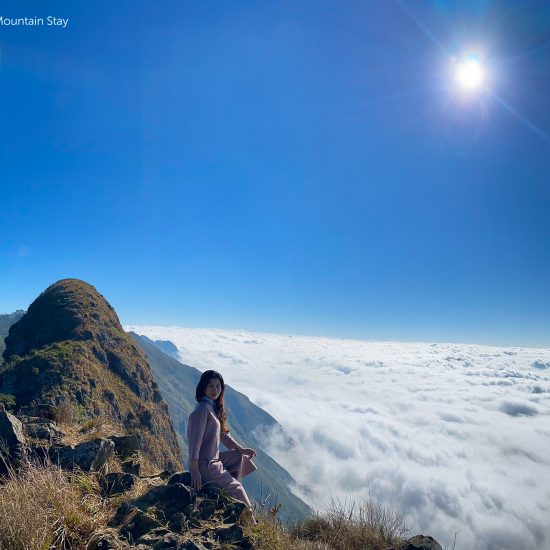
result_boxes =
[126,325,550,550]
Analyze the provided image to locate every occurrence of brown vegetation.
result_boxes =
[0,279,183,472]
[0,455,111,550]
[245,492,410,550]
[0,451,411,550]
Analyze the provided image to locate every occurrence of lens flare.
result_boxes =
[455,56,484,91]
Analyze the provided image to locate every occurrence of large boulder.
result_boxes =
[0,404,26,450]
[49,438,114,471]
[0,404,26,473]
[383,535,443,550]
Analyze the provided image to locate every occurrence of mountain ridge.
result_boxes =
[0,279,182,471]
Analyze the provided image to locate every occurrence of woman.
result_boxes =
[187,370,258,525]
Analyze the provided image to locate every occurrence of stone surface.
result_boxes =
[197,485,222,500]
[110,434,140,460]
[119,508,163,542]
[199,499,217,520]
[383,535,443,550]
[0,405,26,473]
[49,437,115,472]
[21,416,64,444]
[212,523,244,543]
[151,532,180,549]
[102,472,137,495]
[87,528,130,550]
[223,501,247,524]
[0,405,26,451]
[18,403,55,419]
[177,542,207,550]
[167,512,187,532]
[135,527,171,546]
[121,457,141,475]
[167,471,192,487]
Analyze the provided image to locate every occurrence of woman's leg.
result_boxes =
[219,450,257,482]
[199,460,252,509]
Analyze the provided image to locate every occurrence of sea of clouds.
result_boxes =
[125,325,550,550]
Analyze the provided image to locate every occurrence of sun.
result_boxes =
[455,55,485,91]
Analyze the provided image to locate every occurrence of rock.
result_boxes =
[211,523,244,543]
[140,469,171,480]
[121,457,141,475]
[134,527,171,546]
[177,542,207,550]
[87,528,130,549]
[162,484,196,520]
[49,437,115,471]
[101,472,137,495]
[119,507,163,542]
[167,512,187,532]
[198,486,222,500]
[234,536,254,550]
[384,535,443,550]
[140,410,153,429]
[109,434,140,460]
[223,501,247,523]
[124,482,196,526]
[152,532,180,549]
[27,445,50,462]
[110,502,132,527]
[167,471,192,487]
[0,405,26,473]
[21,417,62,443]
[18,403,55,419]
[0,405,26,450]
[135,483,195,512]
[199,499,217,520]
[167,483,195,508]
[406,535,443,550]
[187,516,202,528]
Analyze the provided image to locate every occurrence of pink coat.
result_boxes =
[187,398,257,507]
[187,399,241,460]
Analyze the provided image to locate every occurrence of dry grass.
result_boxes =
[51,400,82,426]
[244,492,411,550]
[60,415,125,448]
[136,450,166,477]
[0,453,113,550]
[288,494,411,550]
[245,503,332,550]
[0,444,411,550]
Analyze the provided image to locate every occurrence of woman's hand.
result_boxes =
[189,461,202,490]
[239,447,257,459]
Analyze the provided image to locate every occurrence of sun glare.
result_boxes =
[455,55,485,91]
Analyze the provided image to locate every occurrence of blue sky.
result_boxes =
[1,0,549,346]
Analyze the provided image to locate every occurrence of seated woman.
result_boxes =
[187,369,258,525]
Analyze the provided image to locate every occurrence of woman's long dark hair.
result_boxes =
[195,370,229,434]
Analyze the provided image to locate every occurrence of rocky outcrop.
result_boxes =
[383,535,443,550]
[105,482,254,549]
[0,403,26,474]
[0,279,182,471]
[2,407,254,550]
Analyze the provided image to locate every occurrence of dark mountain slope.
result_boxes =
[132,332,312,524]
[0,310,25,365]
[0,279,182,471]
